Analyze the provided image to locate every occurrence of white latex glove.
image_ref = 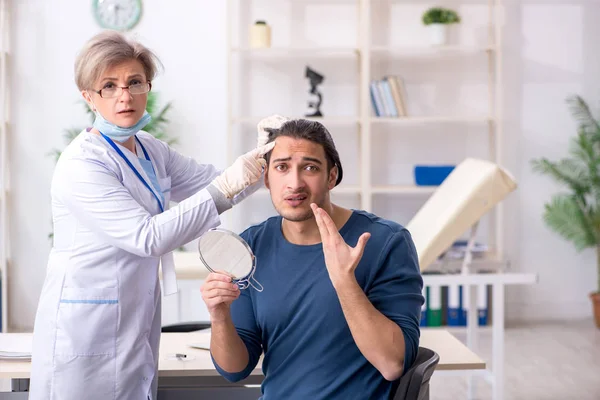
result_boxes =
[256,114,289,147]
[211,142,276,199]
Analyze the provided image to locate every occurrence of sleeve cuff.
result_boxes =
[210,352,255,383]
[207,183,233,215]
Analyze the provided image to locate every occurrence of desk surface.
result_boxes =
[0,328,485,379]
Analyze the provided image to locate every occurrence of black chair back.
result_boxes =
[161,321,211,333]
[390,347,440,400]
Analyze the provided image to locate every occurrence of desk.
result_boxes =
[0,329,484,397]
[158,328,485,375]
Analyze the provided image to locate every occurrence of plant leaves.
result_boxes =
[543,194,597,251]
[567,95,600,134]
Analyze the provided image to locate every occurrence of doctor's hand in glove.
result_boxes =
[210,142,275,200]
[200,272,240,322]
[256,114,289,147]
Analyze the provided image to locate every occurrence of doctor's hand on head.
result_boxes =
[210,141,275,200]
[257,114,289,147]
[201,272,241,322]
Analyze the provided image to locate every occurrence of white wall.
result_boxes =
[502,1,600,321]
[6,0,599,330]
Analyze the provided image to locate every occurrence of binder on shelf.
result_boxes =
[461,285,468,326]
[478,284,488,326]
[420,286,428,327]
[460,284,489,326]
[446,284,461,326]
[426,285,442,327]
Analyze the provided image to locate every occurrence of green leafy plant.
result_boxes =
[531,95,600,294]
[422,7,461,25]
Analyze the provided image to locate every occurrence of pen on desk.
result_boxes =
[175,353,187,359]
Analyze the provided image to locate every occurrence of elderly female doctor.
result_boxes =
[29,31,273,400]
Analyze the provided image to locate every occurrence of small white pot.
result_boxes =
[427,23,448,46]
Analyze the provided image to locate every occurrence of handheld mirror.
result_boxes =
[198,228,263,292]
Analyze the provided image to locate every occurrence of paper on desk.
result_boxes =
[187,328,211,351]
[0,334,32,360]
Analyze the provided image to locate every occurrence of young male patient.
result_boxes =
[201,117,424,399]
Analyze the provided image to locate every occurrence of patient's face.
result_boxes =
[265,136,336,222]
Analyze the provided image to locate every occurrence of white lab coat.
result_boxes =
[29,130,240,400]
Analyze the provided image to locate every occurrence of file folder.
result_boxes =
[426,285,442,327]
[447,283,462,326]
[478,284,488,326]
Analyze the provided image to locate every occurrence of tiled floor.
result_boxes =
[430,319,600,400]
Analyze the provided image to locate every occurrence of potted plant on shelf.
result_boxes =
[421,7,461,46]
[531,95,600,328]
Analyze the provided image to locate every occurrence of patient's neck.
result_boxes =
[281,202,352,246]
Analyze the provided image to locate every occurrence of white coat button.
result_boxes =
[148,289,152,295]
[143,376,149,381]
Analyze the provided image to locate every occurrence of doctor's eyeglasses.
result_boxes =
[93,81,152,99]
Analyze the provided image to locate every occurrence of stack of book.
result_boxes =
[0,335,32,361]
[369,76,408,117]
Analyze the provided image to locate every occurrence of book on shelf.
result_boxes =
[369,76,408,117]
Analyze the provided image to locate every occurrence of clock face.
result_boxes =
[93,0,142,31]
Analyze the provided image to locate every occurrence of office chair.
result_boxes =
[161,321,211,333]
[390,347,440,400]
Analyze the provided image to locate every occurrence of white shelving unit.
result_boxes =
[225,0,505,268]
[0,0,10,333]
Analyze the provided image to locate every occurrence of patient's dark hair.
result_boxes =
[265,119,343,186]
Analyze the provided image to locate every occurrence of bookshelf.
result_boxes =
[224,0,505,265]
[0,0,10,333]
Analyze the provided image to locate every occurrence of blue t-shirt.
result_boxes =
[213,210,424,399]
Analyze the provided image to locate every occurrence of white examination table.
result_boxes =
[407,157,517,271]
[405,158,537,400]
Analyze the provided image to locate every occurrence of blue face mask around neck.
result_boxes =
[91,102,152,142]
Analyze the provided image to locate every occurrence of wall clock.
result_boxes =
[93,0,142,31]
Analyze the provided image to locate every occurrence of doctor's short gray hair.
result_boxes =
[264,119,344,187]
[74,30,162,91]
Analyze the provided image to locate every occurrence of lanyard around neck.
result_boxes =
[100,133,164,213]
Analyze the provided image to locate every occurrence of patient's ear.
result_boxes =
[327,166,338,189]
[264,168,270,190]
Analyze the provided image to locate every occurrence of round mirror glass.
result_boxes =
[198,229,254,280]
